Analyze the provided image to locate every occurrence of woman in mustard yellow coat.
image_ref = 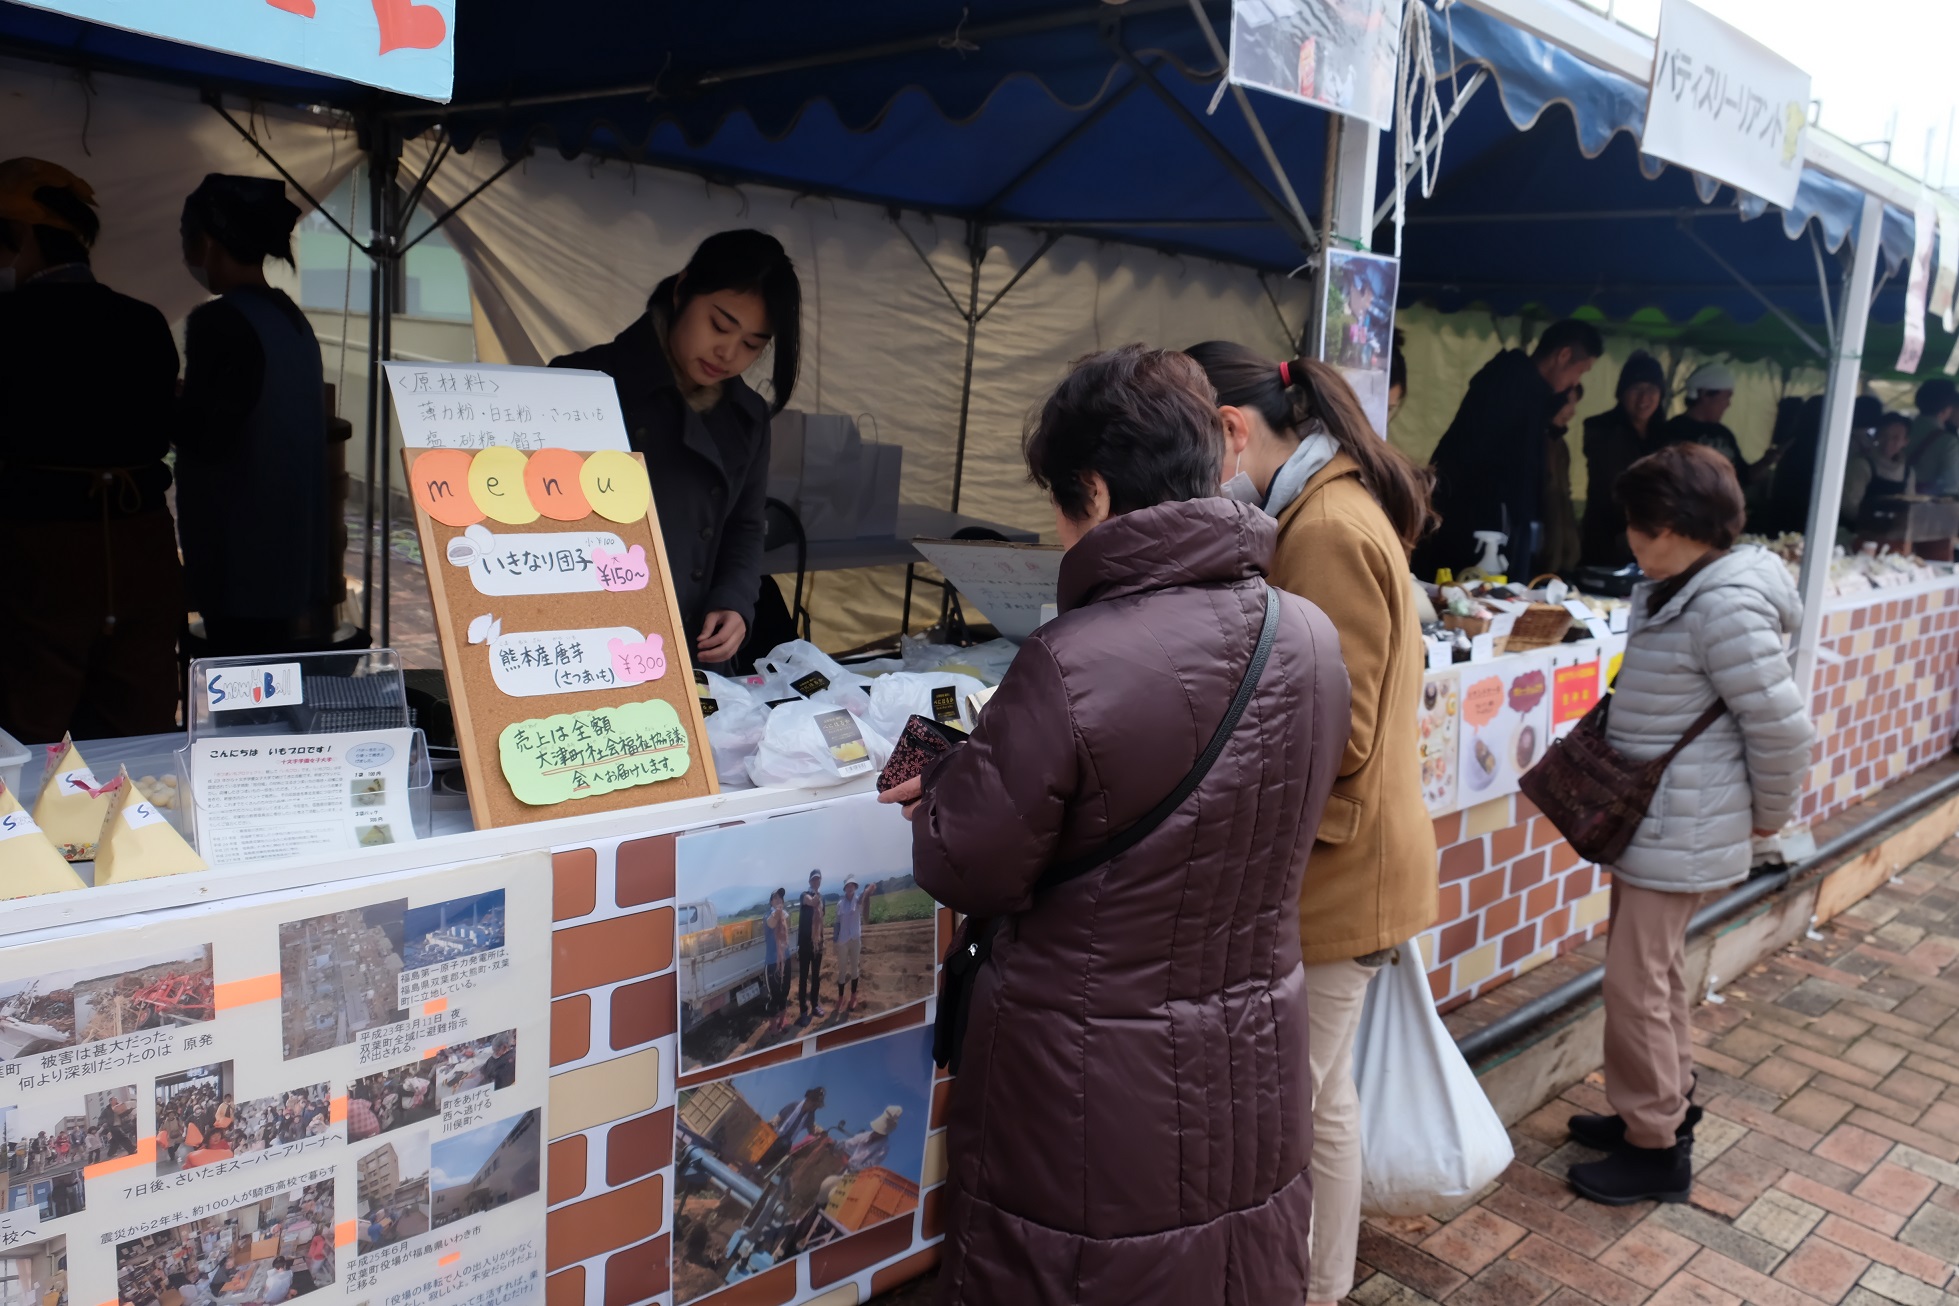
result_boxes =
[1187,343,1441,1306]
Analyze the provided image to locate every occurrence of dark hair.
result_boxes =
[1025,345,1224,520]
[1531,318,1605,363]
[1852,394,1884,432]
[1616,350,1665,402]
[1615,442,1745,548]
[1183,340,1438,551]
[653,229,801,414]
[1879,410,1911,434]
[1917,377,1959,417]
[25,183,98,266]
[1388,327,1407,392]
[181,174,300,266]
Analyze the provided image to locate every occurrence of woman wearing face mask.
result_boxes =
[1184,342,1437,1306]
[175,174,335,654]
[1579,351,1665,570]
[552,230,800,667]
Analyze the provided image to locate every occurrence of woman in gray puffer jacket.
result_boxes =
[1566,443,1814,1206]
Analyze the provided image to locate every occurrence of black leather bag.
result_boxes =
[932,587,1282,1073]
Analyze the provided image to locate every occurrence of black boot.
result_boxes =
[1568,1140,1692,1205]
[1568,1103,1702,1151]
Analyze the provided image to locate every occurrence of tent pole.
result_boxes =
[948,224,986,516]
[979,73,1147,217]
[361,146,384,641]
[369,127,404,651]
[1792,193,1883,708]
[1679,224,1830,360]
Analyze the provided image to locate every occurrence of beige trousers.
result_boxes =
[1601,880,1700,1149]
[1303,958,1380,1302]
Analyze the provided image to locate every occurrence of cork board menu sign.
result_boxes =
[402,443,716,828]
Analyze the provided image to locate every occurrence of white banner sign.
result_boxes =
[1641,0,1810,208]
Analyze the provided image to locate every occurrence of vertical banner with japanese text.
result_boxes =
[1641,0,1810,208]
[0,853,549,1306]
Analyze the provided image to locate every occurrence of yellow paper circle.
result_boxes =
[580,449,652,524]
[469,446,539,524]
[525,448,591,521]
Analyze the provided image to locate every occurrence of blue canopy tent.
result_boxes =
[0,0,1924,648]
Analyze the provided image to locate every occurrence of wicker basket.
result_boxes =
[1499,603,1574,652]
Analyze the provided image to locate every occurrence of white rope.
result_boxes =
[1391,0,1454,257]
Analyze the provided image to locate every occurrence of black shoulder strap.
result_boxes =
[1038,585,1282,893]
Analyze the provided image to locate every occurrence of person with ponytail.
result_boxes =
[1185,341,1441,1306]
[176,174,335,654]
[553,230,800,666]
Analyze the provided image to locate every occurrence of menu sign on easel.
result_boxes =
[393,363,716,828]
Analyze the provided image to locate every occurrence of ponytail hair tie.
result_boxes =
[1279,360,1293,387]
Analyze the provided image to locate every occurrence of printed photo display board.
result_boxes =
[403,443,717,828]
[0,852,550,1305]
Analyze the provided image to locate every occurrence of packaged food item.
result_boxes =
[93,765,207,885]
[0,779,86,899]
[33,734,115,861]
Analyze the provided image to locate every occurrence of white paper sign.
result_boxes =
[913,539,1065,640]
[189,729,419,865]
[444,523,629,596]
[1642,0,1810,208]
[203,661,304,713]
[386,361,631,452]
[1470,632,1497,663]
[485,626,658,696]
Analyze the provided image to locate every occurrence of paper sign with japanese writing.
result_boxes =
[1641,0,1810,207]
[387,362,632,453]
[9,0,454,100]
[0,852,549,1306]
[913,539,1064,640]
[189,729,418,867]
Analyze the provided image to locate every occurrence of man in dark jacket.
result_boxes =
[0,159,184,741]
[1412,319,1603,581]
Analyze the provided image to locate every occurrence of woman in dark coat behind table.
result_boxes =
[176,174,334,653]
[1579,351,1664,570]
[551,230,799,666]
[878,346,1352,1306]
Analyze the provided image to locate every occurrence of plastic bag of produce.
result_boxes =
[753,640,869,703]
[864,671,988,740]
[700,672,769,790]
[746,698,896,790]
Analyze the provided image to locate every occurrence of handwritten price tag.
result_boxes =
[609,634,668,685]
[593,545,651,592]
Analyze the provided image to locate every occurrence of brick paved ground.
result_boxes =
[871,839,1959,1305]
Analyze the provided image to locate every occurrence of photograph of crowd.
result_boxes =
[672,1026,933,1304]
[0,944,214,1061]
[402,890,506,971]
[0,1235,65,1306]
[676,801,934,1074]
[434,1031,516,1103]
[156,1065,334,1173]
[1,1098,90,1218]
[356,1134,431,1255]
[278,900,408,1060]
[346,1056,439,1142]
[114,1179,333,1306]
[430,1109,541,1230]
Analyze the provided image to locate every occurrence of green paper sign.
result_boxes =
[498,699,691,806]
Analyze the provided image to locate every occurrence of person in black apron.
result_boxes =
[0,158,184,741]
[552,230,801,666]
[175,174,334,655]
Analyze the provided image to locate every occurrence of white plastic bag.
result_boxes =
[745,699,896,790]
[1353,940,1514,1217]
[863,671,989,740]
[700,672,769,790]
[753,640,870,704]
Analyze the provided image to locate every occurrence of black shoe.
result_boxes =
[1568,1141,1692,1205]
[1568,1103,1703,1151]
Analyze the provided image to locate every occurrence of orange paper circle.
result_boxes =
[525,448,591,521]
[469,446,539,525]
[409,449,482,527]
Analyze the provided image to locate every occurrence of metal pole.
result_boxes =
[377,139,401,651]
[1793,192,1884,705]
[948,225,986,515]
[361,149,384,641]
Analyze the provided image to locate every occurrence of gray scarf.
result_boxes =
[1260,429,1339,518]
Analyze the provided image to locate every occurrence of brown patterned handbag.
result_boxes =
[1519,691,1727,866]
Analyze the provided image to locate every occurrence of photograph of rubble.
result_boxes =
[402,890,506,971]
[278,900,408,1060]
[0,944,215,1061]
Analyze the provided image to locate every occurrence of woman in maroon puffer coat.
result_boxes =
[880,345,1351,1305]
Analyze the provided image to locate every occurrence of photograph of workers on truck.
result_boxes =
[672,1025,933,1305]
[676,796,936,1075]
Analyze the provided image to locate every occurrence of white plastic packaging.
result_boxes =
[1353,939,1514,1217]
[863,671,989,741]
[700,672,769,791]
[745,699,895,790]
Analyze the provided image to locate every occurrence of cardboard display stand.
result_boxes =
[404,446,716,828]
